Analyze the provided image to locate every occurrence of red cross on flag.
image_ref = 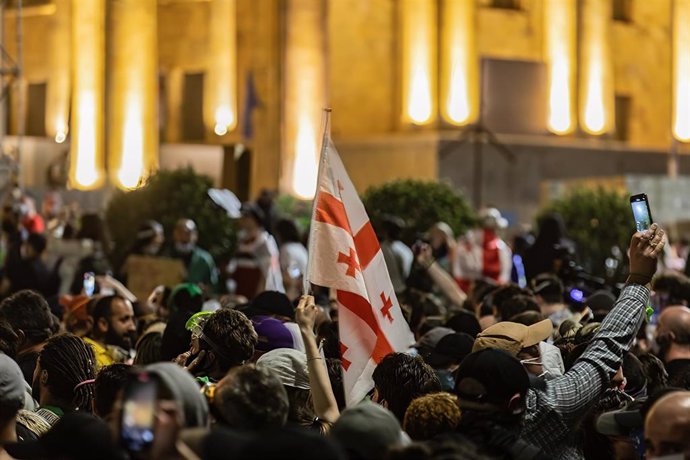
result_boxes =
[306,136,414,406]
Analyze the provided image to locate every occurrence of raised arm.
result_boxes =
[542,224,664,425]
[417,244,468,308]
[296,295,340,423]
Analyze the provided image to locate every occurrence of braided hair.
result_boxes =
[39,333,96,412]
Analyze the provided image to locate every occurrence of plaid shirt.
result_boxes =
[521,284,649,460]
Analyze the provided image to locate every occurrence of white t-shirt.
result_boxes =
[279,242,308,279]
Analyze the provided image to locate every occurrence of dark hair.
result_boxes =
[637,353,668,395]
[40,333,96,411]
[202,309,258,372]
[372,353,442,421]
[326,358,346,411]
[94,363,130,418]
[0,290,53,345]
[508,310,545,326]
[89,295,122,323]
[317,321,340,360]
[622,353,646,395]
[213,364,289,430]
[26,233,47,255]
[445,312,481,338]
[284,386,316,427]
[0,318,18,358]
[274,219,302,244]
[131,220,164,254]
[496,295,540,322]
[653,272,690,306]
[134,332,163,366]
[531,273,564,304]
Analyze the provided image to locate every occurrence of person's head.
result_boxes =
[0,318,18,358]
[472,318,553,377]
[428,222,453,254]
[133,331,163,365]
[0,290,53,352]
[530,273,564,305]
[256,348,313,426]
[93,363,130,420]
[496,295,540,322]
[173,219,198,253]
[534,213,566,246]
[426,333,474,371]
[483,284,533,321]
[655,305,690,362]
[403,392,461,441]
[0,353,25,429]
[479,208,508,231]
[379,215,405,242]
[645,391,690,459]
[212,364,289,430]
[33,333,96,411]
[89,295,136,350]
[622,352,647,398]
[198,309,258,379]
[21,233,47,260]
[653,272,690,308]
[444,311,481,339]
[61,295,91,337]
[331,401,405,460]
[238,203,266,241]
[132,220,164,256]
[273,219,302,245]
[144,363,209,428]
[454,349,529,419]
[76,213,109,247]
[371,353,441,422]
[637,353,669,395]
[148,285,172,320]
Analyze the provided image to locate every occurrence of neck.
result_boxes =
[0,419,16,444]
[540,302,565,316]
[665,344,690,363]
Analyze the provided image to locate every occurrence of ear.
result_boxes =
[40,369,48,385]
[508,393,523,413]
[16,329,26,345]
[97,317,109,334]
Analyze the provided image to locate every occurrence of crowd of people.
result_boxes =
[0,187,688,460]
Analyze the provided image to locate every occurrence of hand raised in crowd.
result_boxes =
[628,223,665,285]
[295,294,318,336]
[415,242,434,268]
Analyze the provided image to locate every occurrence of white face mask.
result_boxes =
[175,242,194,254]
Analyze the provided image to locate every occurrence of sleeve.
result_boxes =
[542,284,649,425]
[498,240,513,284]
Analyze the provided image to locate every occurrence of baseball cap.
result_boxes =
[256,348,310,390]
[454,348,530,411]
[331,401,407,460]
[426,333,474,369]
[472,318,553,356]
[0,353,25,410]
[595,398,645,436]
[5,412,126,460]
[414,327,454,350]
[252,315,295,352]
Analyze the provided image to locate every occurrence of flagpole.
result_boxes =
[303,108,332,295]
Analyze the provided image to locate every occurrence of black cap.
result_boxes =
[426,333,474,369]
[242,291,295,320]
[454,348,529,411]
[5,412,126,460]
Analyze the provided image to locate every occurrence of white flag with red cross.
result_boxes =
[306,137,415,406]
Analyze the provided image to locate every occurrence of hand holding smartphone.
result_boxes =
[630,194,653,232]
[120,372,158,456]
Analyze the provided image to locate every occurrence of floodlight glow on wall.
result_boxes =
[440,0,478,126]
[69,0,105,190]
[401,0,436,126]
[545,0,576,135]
[108,0,158,190]
[205,0,237,137]
[47,0,71,144]
[673,0,690,142]
[579,0,614,136]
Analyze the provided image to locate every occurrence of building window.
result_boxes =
[613,0,633,22]
[26,82,47,137]
[182,72,206,141]
[614,94,631,141]
[489,0,522,10]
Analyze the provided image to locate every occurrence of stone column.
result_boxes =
[46,0,71,143]
[544,0,576,135]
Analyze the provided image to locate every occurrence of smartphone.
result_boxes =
[120,372,158,454]
[630,194,653,232]
[83,272,96,297]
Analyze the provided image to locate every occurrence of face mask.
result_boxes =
[175,242,195,254]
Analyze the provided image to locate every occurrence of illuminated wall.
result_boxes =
[544,0,576,135]
[204,0,237,137]
[440,0,478,126]
[400,0,436,126]
[69,0,105,190]
[283,0,327,199]
[673,0,690,142]
[579,0,614,135]
[46,0,70,143]
[108,0,158,190]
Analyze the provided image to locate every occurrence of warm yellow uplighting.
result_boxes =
[579,0,614,136]
[292,117,319,200]
[441,0,478,126]
[544,0,576,135]
[108,0,158,191]
[401,0,437,125]
[283,0,326,200]
[46,0,71,142]
[205,0,237,137]
[673,0,690,142]
[69,0,105,190]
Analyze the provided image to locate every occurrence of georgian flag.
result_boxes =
[306,137,415,406]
